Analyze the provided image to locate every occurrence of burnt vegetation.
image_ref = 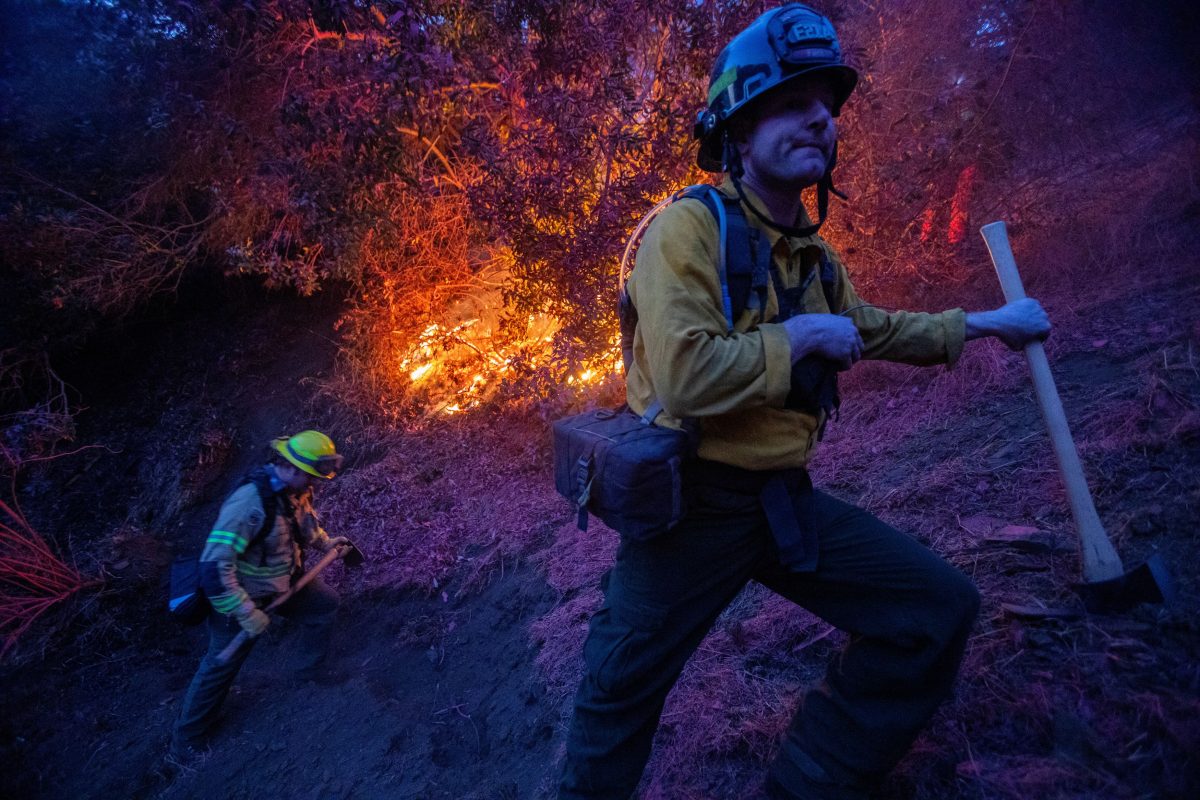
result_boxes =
[1,0,1194,418]
[1,1,1198,798]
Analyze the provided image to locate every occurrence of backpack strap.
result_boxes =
[675,186,736,332]
[640,400,664,425]
[769,250,840,320]
[242,468,280,553]
[678,185,777,328]
[818,252,839,313]
[618,184,740,386]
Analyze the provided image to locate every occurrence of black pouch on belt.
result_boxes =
[552,402,695,541]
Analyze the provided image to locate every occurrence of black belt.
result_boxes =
[688,459,819,573]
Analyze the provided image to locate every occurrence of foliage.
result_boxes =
[0,349,76,476]
[0,497,88,658]
[2,0,1197,423]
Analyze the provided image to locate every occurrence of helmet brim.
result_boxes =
[272,437,340,479]
[696,63,859,172]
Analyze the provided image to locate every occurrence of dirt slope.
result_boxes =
[0,283,574,800]
[2,178,1199,800]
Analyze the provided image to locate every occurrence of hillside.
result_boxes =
[1,2,1198,798]
[2,137,1198,798]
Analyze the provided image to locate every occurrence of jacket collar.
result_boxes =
[718,177,820,252]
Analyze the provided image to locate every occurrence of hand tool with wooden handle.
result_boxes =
[980,221,1171,612]
[215,543,357,665]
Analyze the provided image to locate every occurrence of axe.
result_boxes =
[980,221,1172,612]
[215,541,364,665]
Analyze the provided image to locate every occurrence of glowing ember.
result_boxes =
[394,285,625,414]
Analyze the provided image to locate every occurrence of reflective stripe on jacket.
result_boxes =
[200,479,331,613]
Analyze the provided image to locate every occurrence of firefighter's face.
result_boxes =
[277,463,313,493]
[736,75,837,190]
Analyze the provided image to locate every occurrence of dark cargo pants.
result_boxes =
[559,466,980,799]
[172,575,339,746]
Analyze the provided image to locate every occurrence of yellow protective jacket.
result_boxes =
[624,179,966,471]
[199,472,332,615]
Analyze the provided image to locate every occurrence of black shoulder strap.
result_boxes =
[677,185,736,330]
[818,252,839,313]
[242,468,278,549]
[677,185,772,329]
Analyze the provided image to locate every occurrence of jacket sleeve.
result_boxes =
[828,250,967,367]
[198,486,263,614]
[628,200,793,419]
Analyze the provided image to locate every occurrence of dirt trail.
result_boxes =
[0,283,577,800]
[156,564,561,800]
[3,204,1199,799]
[1,561,560,799]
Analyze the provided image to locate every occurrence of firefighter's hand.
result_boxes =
[967,298,1051,350]
[326,536,351,552]
[236,606,270,637]
[782,314,864,370]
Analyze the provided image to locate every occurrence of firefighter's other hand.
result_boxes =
[783,314,864,369]
[327,536,351,552]
[967,298,1051,351]
[236,607,270,637]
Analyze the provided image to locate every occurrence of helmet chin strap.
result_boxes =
[723,135,844,238]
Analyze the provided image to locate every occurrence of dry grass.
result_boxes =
[0,498,93,659]
[314,409,571,600]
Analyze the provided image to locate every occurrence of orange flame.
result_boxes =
[399,321,623,414]
[393,256,625,414]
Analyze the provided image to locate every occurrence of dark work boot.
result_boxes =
[768,743,873,800]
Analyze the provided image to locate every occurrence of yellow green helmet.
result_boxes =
[272,430,344,479]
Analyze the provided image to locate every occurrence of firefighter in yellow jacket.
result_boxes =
[559,5,1051,799]
[171,430,348,758]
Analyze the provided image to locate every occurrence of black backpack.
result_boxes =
[167,470,279,625]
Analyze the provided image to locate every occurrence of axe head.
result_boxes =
[1073,553,1173,614]
[337,541,366,568]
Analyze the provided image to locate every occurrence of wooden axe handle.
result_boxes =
[215,545,348,665]
[979,222,1124,582]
